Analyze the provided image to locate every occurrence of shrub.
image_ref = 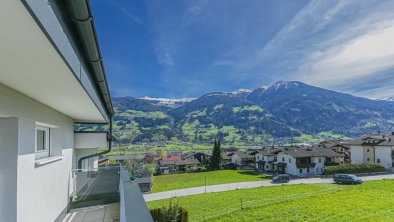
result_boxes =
[325,163,386,175]
[150,199,189,222]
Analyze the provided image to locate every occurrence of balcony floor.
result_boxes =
[62,203,120,222]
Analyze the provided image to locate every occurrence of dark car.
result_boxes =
[333,174,363,184]
[272,174,291,183]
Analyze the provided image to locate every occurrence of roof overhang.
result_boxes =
[0,0,111,123]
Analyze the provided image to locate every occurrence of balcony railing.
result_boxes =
[296,163,316,168]
[70,164,153,222]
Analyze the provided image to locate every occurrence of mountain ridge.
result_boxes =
[80,81,394,144]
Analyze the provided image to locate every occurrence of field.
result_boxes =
[147,180,394,222]
[152,170,268,192]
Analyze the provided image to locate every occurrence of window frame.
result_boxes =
[35,126,50,159]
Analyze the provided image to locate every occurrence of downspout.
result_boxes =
[78,118,113,170]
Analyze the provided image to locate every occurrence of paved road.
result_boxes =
[143,174,394,202]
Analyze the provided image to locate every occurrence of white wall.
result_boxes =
[74,132,107,149]
[350,145,364,164]
[0,83,74,222]
[375,146,392,169]
[0,117,18,222]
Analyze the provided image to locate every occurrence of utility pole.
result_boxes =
[205,176,207,193]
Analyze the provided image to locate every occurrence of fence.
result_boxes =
[188,186,348,222]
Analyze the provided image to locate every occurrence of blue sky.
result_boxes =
[91,0,394,99]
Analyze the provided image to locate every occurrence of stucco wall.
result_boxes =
[0,83,74,222]
[0,117,18,222]
[375,146,392,168]
[350,145,364,164]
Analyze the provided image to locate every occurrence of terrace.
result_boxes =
[63,165,153,222]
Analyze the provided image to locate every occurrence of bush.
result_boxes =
[150,199,188,222]
[325,163,386,175]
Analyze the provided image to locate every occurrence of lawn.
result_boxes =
[152,170,268,192]
[147,180,394,222]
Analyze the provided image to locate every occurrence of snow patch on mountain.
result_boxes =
[140,96,195,108]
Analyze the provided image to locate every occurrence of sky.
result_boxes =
[91,0,394,99]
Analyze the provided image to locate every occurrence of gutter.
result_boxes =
[66,0,113,117]
[65,0,114,168]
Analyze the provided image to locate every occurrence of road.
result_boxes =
[143,174,394,202]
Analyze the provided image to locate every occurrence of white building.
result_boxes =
[255,147,342,177]
[348,133,394,169]
[0,1,152,221]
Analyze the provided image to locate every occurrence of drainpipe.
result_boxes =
[78,118,113,170]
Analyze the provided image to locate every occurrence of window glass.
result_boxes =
[36,129,45,151]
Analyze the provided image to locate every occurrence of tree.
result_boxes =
[210,139,221,170]
[159,149,166,157]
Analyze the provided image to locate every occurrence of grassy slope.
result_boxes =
[147,180,394,222]
[152,170,268,192]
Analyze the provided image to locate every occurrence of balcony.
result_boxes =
[63,165,153,222]
[296,163,316,168]
[325,162,339,166]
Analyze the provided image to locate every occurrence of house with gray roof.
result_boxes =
[228,151,256,169]
[347,133,394,169]
[260,147,343,176]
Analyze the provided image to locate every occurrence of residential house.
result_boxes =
[319,140,351,164]
[183,151,211,165]
[273,147,343,176]
[0,1,152,221]
[228,151,255,169]
[158,159,200,174]
[347,133,394,169]
[254,148,282,172]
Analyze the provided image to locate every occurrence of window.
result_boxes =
[299,169,303,173]
[307,168,310,173]
[367,158,370,161]
[377,158,381,163]
[289,158,291,163]
[367,149,370,152]
[319,158,322,163]
[282,157,285,162]
[35,126,50,159]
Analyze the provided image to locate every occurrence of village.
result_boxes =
[97,132,394,194]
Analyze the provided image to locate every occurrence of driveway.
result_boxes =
[143,174,394,202]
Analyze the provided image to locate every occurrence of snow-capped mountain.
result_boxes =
[140,96,195,108]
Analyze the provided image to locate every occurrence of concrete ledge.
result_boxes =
[35,156,63,166]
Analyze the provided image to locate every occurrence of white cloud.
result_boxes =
[298,24,394,87]
[157,53,174,65]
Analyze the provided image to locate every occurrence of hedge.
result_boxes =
[325,163,386,175]
[150,206,188,222]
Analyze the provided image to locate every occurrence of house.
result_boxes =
[228,151,255,169]
[0,1,152,221]
[158,159,200,174]
[254,148,282,172]
[347,133,394,169]
[273,147,343,176]
[221,152,232,165]
[183,151,211,165]
[319,140,351,164]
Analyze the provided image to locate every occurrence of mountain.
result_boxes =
[248,81,394,135]
[79,81,394,145]
[140,96,195,108]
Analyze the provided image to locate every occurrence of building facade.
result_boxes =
[0,0,114,221]
[348,133,394,169]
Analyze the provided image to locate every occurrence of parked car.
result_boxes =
[333,174,363,184]
[272,174,291,183]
